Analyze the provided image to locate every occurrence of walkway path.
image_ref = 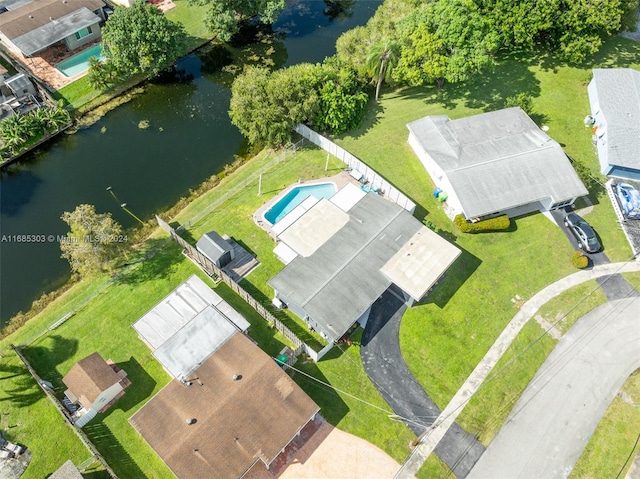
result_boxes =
[394,261,640,478]
[468,296,640,478]
[361,291,485,478]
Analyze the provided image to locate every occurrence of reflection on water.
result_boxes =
[0,0,382,327]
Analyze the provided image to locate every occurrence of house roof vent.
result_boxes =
[232,374,242,381]
[186,418,196,425]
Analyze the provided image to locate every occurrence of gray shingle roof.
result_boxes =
[407,107,588,218]
[268,193,459,342]
[591,68,640,171]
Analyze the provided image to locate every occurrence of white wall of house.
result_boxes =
[0,33,22,57]
[89,381,123,413]
[64,22,101,51]
[407,132,465,215]
[587,79,612,176]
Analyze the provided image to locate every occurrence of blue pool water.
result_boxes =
[56,44,105,77]
[265,183,337,224]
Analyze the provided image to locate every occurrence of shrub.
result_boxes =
[571,251,589,269]
[454,214,510,233]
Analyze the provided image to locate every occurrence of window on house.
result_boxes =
[74,26,92,40]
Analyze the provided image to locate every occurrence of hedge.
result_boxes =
[454,214,511,233]
[571,251,589,269]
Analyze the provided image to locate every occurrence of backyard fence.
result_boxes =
[294,124,416,213]
[156,216,316,360]
[11,345,119,478]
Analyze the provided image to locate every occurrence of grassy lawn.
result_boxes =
[4,35,640,478]
[536,280,608,334]
[623,271,640,290]
[0,146,418,476]
[570,368,640,479]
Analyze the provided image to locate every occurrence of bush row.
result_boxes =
[454,214,510,233]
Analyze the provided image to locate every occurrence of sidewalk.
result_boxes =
[395,261,640,478]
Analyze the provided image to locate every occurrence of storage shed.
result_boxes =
[196,231,235,267]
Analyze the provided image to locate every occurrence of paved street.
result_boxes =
[468,296,640,479]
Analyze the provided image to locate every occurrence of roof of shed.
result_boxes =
[196,231,232,262]
[129,333,319,479]
[407,107,587,217]
[591,68,640,171]
[62,352,120,406]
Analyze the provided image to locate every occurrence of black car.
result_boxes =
[564,213,601,253]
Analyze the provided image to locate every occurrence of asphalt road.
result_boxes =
[468,296,640,479]
[361,291,485,478]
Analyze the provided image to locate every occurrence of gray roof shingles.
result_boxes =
[407,107,588,218]
[591,68,640,171]
[268,193,423,342]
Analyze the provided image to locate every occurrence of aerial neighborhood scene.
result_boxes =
[2,0,640,478]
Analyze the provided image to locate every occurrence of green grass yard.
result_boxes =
[3,36,640,478]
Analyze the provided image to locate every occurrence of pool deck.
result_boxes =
[252,171,374,239]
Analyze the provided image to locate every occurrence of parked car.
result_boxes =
[615,183,640,219]
[564,212,601,253]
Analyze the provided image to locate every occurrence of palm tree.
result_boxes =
[366,40,400,102]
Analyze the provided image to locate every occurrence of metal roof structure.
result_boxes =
[0,0,104,56]
[268,191,460,342]
[590,68,640,172]
[407,107,588,218]
[133,275,250,379]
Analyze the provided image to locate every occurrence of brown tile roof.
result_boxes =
[62,352,121,408]
[129,333,320,479]
[0,0,105,40]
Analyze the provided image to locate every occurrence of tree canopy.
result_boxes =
[102,1,186,78]
[229,60,367,146]
[191,0,285,42]
[60,204,124,277]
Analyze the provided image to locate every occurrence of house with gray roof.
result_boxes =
[407,107,588,220]
[268,184,461,351]
[0,0,105,57]
[133,275,250,380]
[588,68,640,180]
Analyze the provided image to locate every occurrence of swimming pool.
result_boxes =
[264,182,337,224]
[56,44,105,77]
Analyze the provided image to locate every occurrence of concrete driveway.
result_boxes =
[361,290,485,478]
[468,296,640,479]
[245,418,406,479]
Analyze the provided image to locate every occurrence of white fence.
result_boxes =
[294,124,416,213]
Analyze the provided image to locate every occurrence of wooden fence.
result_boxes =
[11,345,119,478]
[156,216,312,356]
[294,124,416,213]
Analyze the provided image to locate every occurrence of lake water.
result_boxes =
[0,0,382,327]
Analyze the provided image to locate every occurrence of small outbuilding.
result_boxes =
[407,107,588,220]
[587,68,640,181]
[196,231,235,267]
[62,352,130,427]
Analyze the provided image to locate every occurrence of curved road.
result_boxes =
[361,291,486,478]
[468,296,640,478]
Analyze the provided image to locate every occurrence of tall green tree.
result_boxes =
[60,204,123,277]
[229,64,319,147]
[102,1,186,78]
[191,0,285,42]
[367,40,400,101]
